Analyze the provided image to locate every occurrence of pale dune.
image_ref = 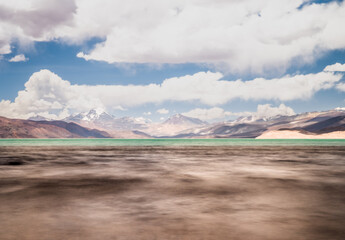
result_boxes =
[256,130,345,139]
[143,123,197,137]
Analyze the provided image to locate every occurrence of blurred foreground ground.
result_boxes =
[0,146,344,240]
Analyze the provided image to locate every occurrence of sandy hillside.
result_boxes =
[257,130,345,139]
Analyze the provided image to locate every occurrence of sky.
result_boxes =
[0,0,345,122]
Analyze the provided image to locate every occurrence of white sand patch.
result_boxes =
[257,130,345,139]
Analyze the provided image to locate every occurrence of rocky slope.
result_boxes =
[173,109,345,138]
[0,116,111,138]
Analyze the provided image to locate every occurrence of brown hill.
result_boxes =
[0,116,111,138]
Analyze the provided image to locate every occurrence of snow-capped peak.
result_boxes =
[95,108,107,115]
[82,108,113,121]
[335,107,345,112]
[164,114,206,125]
[64,108,114,122]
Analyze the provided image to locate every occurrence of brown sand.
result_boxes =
[0,146,345,240]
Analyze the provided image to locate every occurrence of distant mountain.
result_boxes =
[63,110,207,137]
[28,115,52,121]
[173,122,268,138]
[143,114,208,137]
[257,111,345,139]
[64,108,115,126]
[64,109,149,131]
[233,114,294,124]
[14,108,345,139]
[297,115,345,133]
[0,116,111,138]
[63,109,151,138]
[112,117,150,131]
[163,114,207,125]
[169,109,345,138]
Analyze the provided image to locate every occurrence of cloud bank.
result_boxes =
[77,0,345,73]
[183,104,295,121]
[324,62,345,72]
[157,108,169,114]
[0,69,342,119]
[183,107,232,121]
[1,0,345,73]
[0,0,76,51]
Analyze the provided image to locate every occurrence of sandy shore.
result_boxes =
[0,146,345,240]
[257,130,345,139]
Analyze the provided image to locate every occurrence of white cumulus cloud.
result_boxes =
[74,0,345,73]
[0,69,342,119]
[230,103,295,121]
[183,104,295,121]
[157,108,169,114]
[183,107,232,121]
[0,69,104,119]
[1,0,345,73]
[255,103,295,119]
[9,54,28,62]
[324,62,345,72]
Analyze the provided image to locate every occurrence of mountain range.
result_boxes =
[2,108,345,138]
[0,116,110,138]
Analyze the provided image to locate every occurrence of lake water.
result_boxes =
[0,138,345,146]
[0,142,344,239]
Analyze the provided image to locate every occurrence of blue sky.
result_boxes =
[0,0,345,122]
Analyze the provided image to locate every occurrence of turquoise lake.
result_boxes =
[0,138,344,146]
